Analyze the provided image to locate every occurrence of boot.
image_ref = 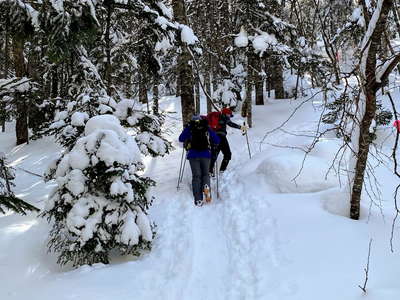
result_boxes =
[203,184,212,203]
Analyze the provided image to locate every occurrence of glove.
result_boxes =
[240,125,248,134]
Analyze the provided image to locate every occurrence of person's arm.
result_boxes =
[226,115,248,133]
[179,126,191,142]
[226,116,241,130]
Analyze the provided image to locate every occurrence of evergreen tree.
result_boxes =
[0,152,39,214]
[43,115,155,266]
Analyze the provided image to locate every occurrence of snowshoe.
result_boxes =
[195,199,204,207]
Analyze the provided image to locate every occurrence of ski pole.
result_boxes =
[243,121,252,159]
[177,148,185,190]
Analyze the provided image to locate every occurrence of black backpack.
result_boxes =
[185,119,210,151]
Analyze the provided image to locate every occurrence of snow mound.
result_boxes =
[320,188,350,217]
[257,154,338,193]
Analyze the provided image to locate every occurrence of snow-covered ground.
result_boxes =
[1,94,400,300]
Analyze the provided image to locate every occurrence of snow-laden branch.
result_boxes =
[0,77,33,95]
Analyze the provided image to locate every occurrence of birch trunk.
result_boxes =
[350,0,393,220]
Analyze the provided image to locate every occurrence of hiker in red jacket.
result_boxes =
[207,107,247,176]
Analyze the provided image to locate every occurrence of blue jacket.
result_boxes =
[179,126,220,159]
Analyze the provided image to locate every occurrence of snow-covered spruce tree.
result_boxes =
[46,49,173,157]
[47,46,117,150]
[0,152,38,215]
[212,64,246,109]
[114,99,172,157]
[39,1,177,150]
[43,115,155,266]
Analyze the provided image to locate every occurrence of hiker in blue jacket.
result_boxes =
[179,115,220,206]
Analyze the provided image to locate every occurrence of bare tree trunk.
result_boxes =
[272,61,285,99]
[104,1,113,95]
[139,72,148,108]
[153,80,159,116]
[3,18,9,78]
[1,19,10,132]
[255,58,264,105]
[242,53,253,127]
[13,36,28,145]
[51,66,58,98]
[195,78,200,115]
[205,71,212,113]
[173,0,195,126]
[350,92,376,220]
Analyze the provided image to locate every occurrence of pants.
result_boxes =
[189,157,211,201]
[210,134,231,173]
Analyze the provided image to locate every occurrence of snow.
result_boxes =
[136,132,169,156]
[376,56,399,83]
[180,24,199,45]
[234,27,249,48]
[0,77,33,93]
[155,37,173,53]
[135,208,153,242]
[257,153,337,193]
[252,32,278,54]
[65,169,86,196]
[1,92,400,299]
[84,114,125,137]
[156,1,173,19]
[351,6,365,27]
[71,111,89,127]
[114,99,142,124]
[120,210,140,245]
[155,16,170,30]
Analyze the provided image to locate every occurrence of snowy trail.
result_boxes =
[145,149,232,299]
[179,201,230,300]
[218,167,296,300]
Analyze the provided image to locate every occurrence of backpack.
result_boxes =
[207,112,222,131]
[186,119,211,151]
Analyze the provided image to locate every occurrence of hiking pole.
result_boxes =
[216,160,220,199]
[177,154,187,190]
[243,121,252,159]
[177,148,186,190]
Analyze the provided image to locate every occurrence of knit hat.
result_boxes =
[221,107,233,116]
